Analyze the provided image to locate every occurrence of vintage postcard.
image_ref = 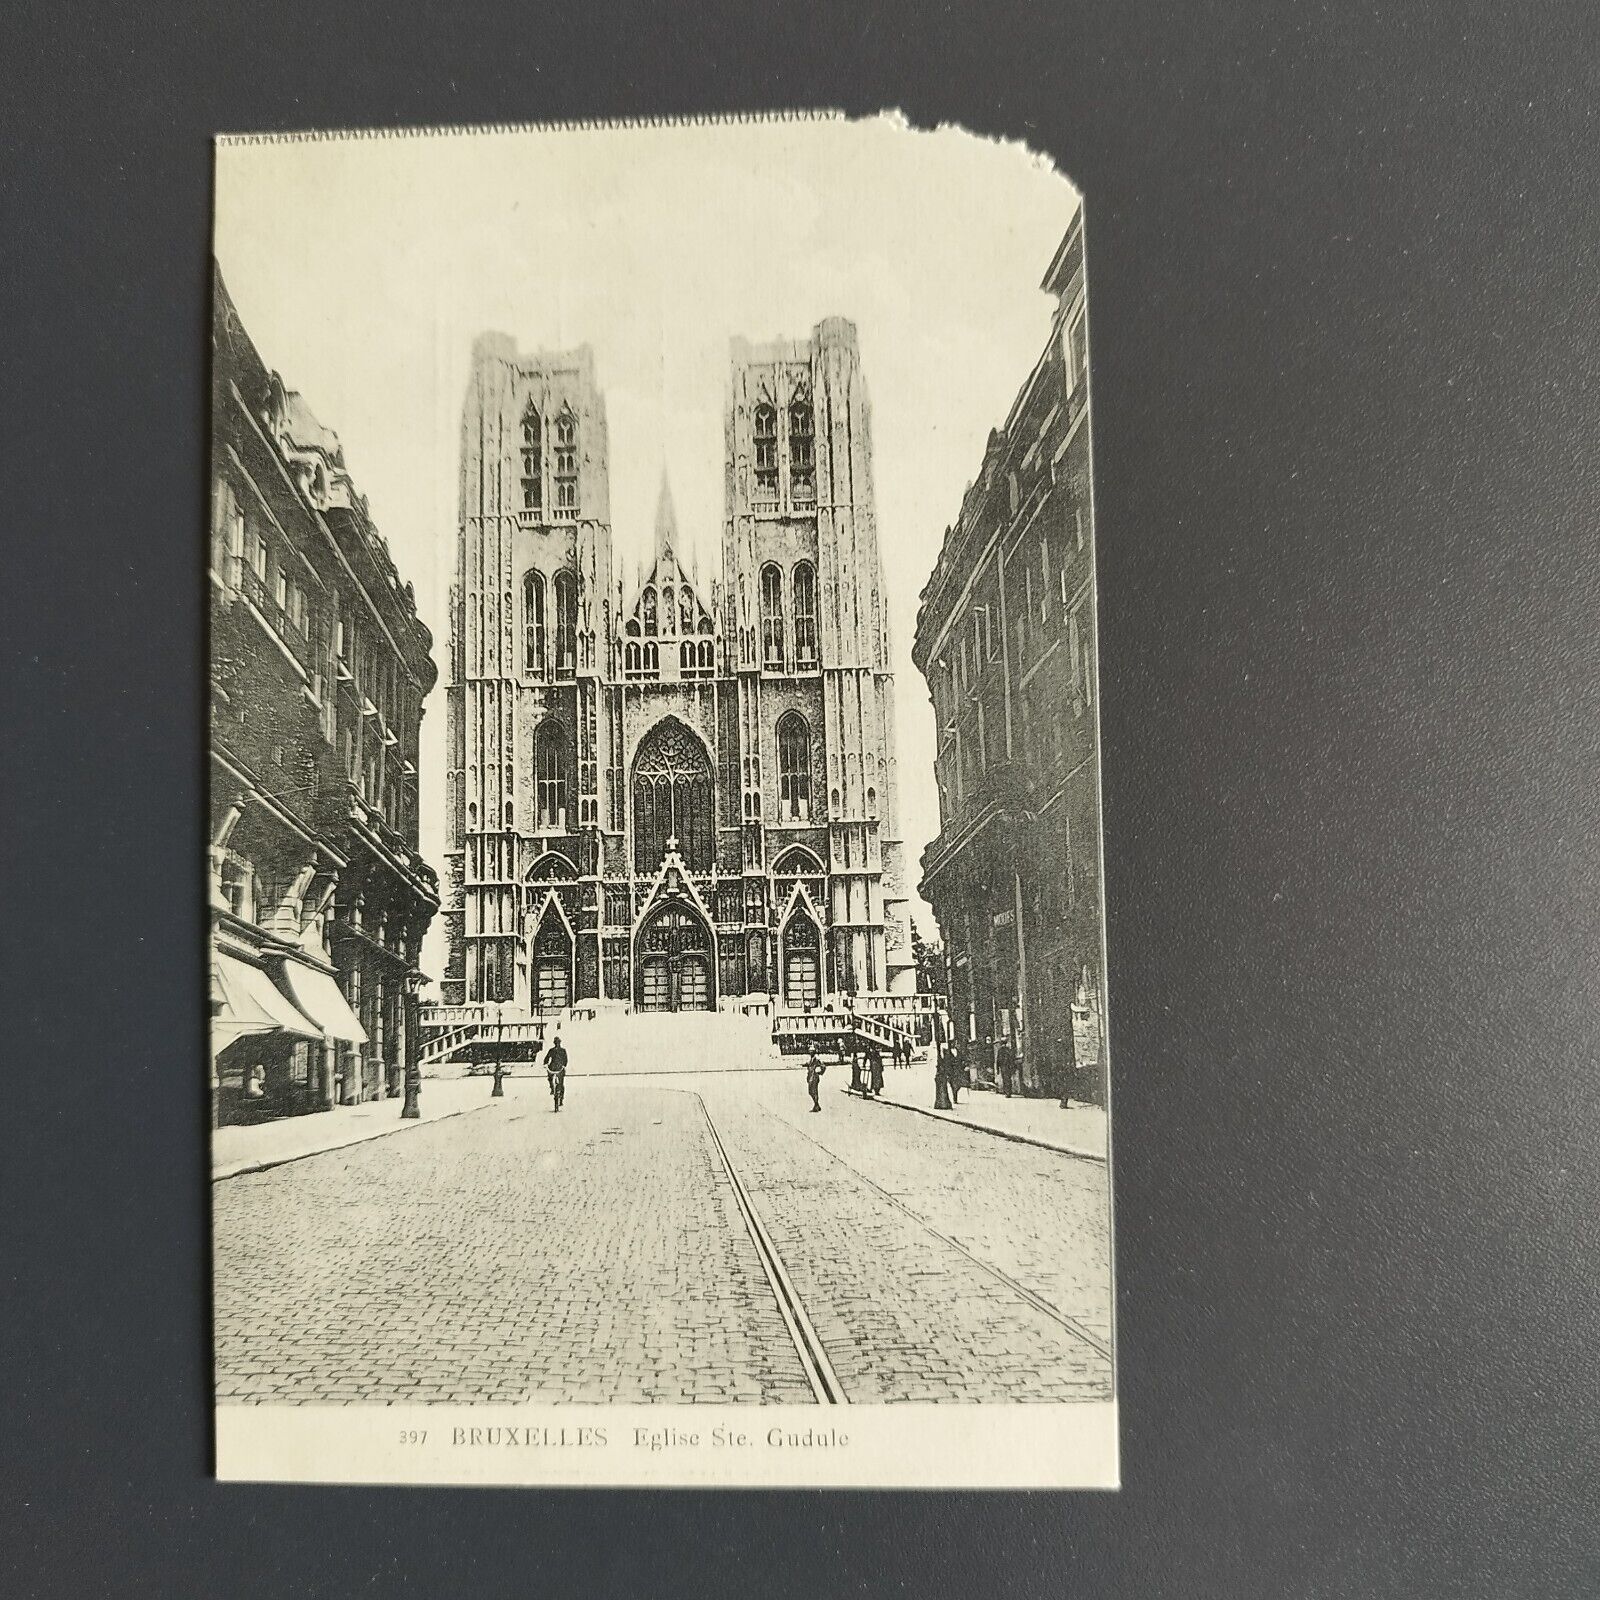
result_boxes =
[209,112,1114,1487]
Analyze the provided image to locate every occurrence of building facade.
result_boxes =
[440,318,911,1019]
[912,213,1107,1101]
[209,273,439,1125]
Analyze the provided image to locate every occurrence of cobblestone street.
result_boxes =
[214,1060,1113,1405]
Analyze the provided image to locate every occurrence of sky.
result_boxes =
[215,113,1081,984]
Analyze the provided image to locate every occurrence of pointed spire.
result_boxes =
[654,469,678,562]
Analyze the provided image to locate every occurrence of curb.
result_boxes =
[212,1096,504,1182]
[840,1087,1107,1163]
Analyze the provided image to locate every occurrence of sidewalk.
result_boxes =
[844,1072,1108,1161]
[212,1076,506,1180]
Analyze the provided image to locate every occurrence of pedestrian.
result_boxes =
[545,1032,568,1112]
[948,1046,963,1105]
[933,1047,953,1110]
[997,1037,1016,1097]
[805,1049,825,1113]
[868,1046,884,1098]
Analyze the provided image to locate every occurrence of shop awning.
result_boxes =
[212,954,321,1048]
[279,958,368,1044]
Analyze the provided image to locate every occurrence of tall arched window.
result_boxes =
[520,403,542,513]
[553,571,578,678]
[642,586,657,636]
[777,712,811,822]
[788,398,815,501]
[792,561,818,666]
[553,411,578,518]
[632,718,714,873]
[753,404,778,502]
[661,585,675,634]
[680,587,695,635]
[523,570,546,675]
[760,563,784,669]
[535,721,570,832]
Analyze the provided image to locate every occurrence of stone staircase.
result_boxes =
[422,1008,782,1077]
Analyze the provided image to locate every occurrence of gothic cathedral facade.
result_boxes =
[441,318,912,1016]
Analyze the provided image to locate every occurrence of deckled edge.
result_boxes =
[215,108,847,146]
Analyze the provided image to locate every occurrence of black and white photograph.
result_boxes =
[208,114,1112,1486]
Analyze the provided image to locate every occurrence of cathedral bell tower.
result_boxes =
[723,318,911,997]
[443,334,615,1011]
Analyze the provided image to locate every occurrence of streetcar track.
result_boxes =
[763,1098,1114,1366]
[698,1099,847,1406]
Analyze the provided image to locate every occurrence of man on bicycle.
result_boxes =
[544,1033,568,1112]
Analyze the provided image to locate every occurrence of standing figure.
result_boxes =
[545,1032,568,1112]
[805,1049,825,1113]
[997,1036,1016,1097]
[934,1047,953,1110]
[948,1045,963,1105]
[867,1046,885,1098]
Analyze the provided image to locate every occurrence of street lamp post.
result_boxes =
[491,1001,505,1096]
[401,972,424,1119]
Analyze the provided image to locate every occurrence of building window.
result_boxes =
[680,587,695,635]
[1069,602,1092,715]
[523,570,546,675]
[760,563,785,668]
[777,712,811,822]
[553,411,578,518]
[535,721,570,831]
[632,718,714,873]
[1068,307,1088,394]
[642,585,657,636]
[218,853,253,922]
[792,561,818,665]
[1039,535,1052,622]
[788,399,815,501]
[553,571,577,678]
[753,404,778,503]
[680,638,715,681]
[520,403,543,513]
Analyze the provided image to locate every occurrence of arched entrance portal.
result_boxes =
[782,911,821,1009]
[532,907,573,1014]
[634,900,715,1012]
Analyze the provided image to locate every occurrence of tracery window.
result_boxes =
[553,571,578,679]
[777,712,811,822]
[753,404,778,503]
[520,403,542,513]
[553,411,578,518]
[760,563,784,669]
[632,719,713,873]
[523,570,546,676]
[788,399,815,501]
[535,721,570,832]
[642,586,657,636]
[792,561,818,666]
[680,638,715,681]
[679,587,695,635]
[661,585,675,634]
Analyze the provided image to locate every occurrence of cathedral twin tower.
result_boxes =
[442,318,911,1016]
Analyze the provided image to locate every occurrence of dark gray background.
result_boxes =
[4,3,1598,1596]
